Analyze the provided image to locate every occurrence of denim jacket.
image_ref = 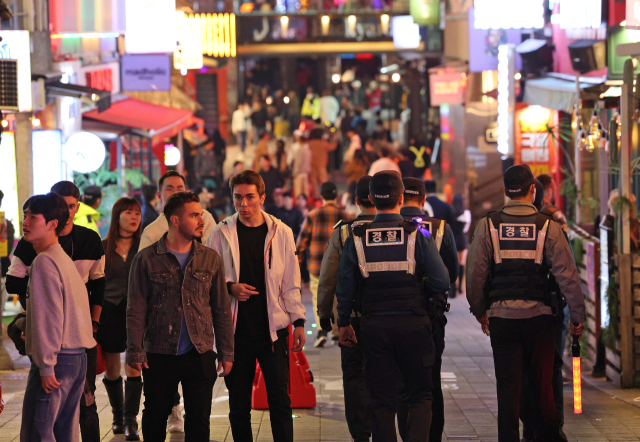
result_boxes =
[126,233,234,363]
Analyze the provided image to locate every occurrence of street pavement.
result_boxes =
[3,289,640,441]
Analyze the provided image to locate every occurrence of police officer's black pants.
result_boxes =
[397,311,446,442]
[361,314,434,442]
[341,317,372,442]
[521,311,567,441]
[490,315,561,442]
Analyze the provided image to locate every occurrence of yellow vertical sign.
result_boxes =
[194,13,236,57]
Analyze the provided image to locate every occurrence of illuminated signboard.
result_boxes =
[559,0,602,29]
[122,55,171,91]
[628,0,640,28]
[0,31,32,112]
[0,132,19,234]
[429,71,466,106]
[192,13,236,57]
[392,16,421,50]
[474,0,544,29]
[175,13,204,69]
[515,104,558,176]
[497,44,515,156]
[125,0,177,54]
[32,131,63,195]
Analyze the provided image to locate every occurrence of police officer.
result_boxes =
[317,176,376,442]
[466,165,585,442]
[397,177,459,442]
[337,171,450,442]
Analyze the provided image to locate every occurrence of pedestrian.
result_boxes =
[291,131,312,198]
[319,89,340,126]
[407,140,431,180]
[343,128,362,164]
[344,148,369,187]
[141,185,159,230]
[276,191,305,239]
[137,171,217,432]
[258,155,285,211]
[253,130,272,171]
[368,145,400,176]
[317,176,375,442]
[0,189,15,317]
[451,194,471,296]
[232,103,248,152]
[7,181,105,442]
[287,90,301,134]
[98,198,143,440]
[127,191,234,442]
[297,182,344,347]
[19,192,96,442]
[466,164,585,442]
[336,171,450,442]
[397,148,417,178]
[75,185,102,236]
[536,174,568,231]
[206,170,306,442]
[397,177,459,442]
[301,87,320,121]
[424,180,455,225]
[251,101,268,144]
[307,128,338,199]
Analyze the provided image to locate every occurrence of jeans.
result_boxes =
[341,317,371,442]
[310,274,338,339]
[141,349,217,442]
[398,310,447,442]
[21,352,87,442]
[80,346,99,442]
[225,332,293,442]
[237,131,247,151]
[490,315,561,442]
[361,315,434,442]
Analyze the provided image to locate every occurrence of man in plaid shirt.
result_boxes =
[296,182,344,347]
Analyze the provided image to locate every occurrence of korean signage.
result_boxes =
[0,30,32,112]
[175,13,204,69]
[468,8,522,73]
[121,55,171,92]
[410,0,439,26]
[514,104,558,177]
[80,62,121,93]
[429,71,466,106]
[474,0,544,29]
[125,0,177,54]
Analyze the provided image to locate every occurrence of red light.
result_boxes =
[355,53,373,59]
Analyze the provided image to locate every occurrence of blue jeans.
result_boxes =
[237,131,247,152]
[21,352,87,442]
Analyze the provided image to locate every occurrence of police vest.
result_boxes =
[486,211,552,304]
[335,216,375,248]
[352,220,426,315]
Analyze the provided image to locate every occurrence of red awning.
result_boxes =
[83,97,204,145]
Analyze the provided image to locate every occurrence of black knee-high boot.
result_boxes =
[458,265,465,294]
[103,377,124,434]
[124,377,143,441]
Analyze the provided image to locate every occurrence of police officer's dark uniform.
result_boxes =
[397,177,459,442]
[316,176,376,442]
[337,172,450,442]
[466,165,585,442]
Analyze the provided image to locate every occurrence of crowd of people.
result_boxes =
[0,82,591,442]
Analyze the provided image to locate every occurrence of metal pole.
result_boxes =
[574,76,581,224]
[621,59,632,254]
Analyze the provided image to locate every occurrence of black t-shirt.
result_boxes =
[235,220,270,337]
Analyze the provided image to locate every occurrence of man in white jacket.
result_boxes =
[206,170,306,442]
[138,170,217,433]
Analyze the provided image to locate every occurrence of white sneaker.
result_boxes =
[167,405,184,433]
[314,335,328,348]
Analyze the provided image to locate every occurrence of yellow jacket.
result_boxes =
[301,97,320,120]
[74,202,101,237]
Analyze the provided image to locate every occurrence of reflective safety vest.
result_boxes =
[486,211,552,305]
[352,221,427,315]
[418,217,446,252]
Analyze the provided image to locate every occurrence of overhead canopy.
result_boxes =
[82,97,204,145]
[523,76,607,112]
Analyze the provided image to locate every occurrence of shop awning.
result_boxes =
[523,76,607,112]
[82,98,204,145]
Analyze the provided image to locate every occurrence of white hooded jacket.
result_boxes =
[205,211,306,342]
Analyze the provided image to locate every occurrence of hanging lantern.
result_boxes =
[579,131,588,151]
[587,109,602,151]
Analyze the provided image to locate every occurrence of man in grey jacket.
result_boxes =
[20,193,95,442]
[317,176,375,442]
[466,165,585,442]
[127,192,234,442]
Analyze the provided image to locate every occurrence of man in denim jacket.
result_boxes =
[127,192,234,442]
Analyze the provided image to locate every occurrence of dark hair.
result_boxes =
[50,181,80,200]
[373,195,400,210]
[360,198,375,209]
[233,160,244,168]
[104,198,142,268]
[229,170,266,196]
[452,194,465,218]
[164,191,200,220]
[276,140,285,151]
[297,193,308,202]
[309,128,323,140]
[142,185,157,203]
[282,191,293,198]
[83,194,100,207]
[23,193,69,236]
[158,171,185,190]
[403,192,424,206]
[191,186,205,195]
[533,179,545,211]
[259,154,270,163]
[259,129,268,139]
[424,180,437,194]
[0,189,4,204]
[379,146,391,158]
[536,174,553,189]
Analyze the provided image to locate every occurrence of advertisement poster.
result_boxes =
[514,103,559,177]
[467,8,522,73]
[121,55,171,92]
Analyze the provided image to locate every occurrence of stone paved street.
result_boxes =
[3,290,640,441]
